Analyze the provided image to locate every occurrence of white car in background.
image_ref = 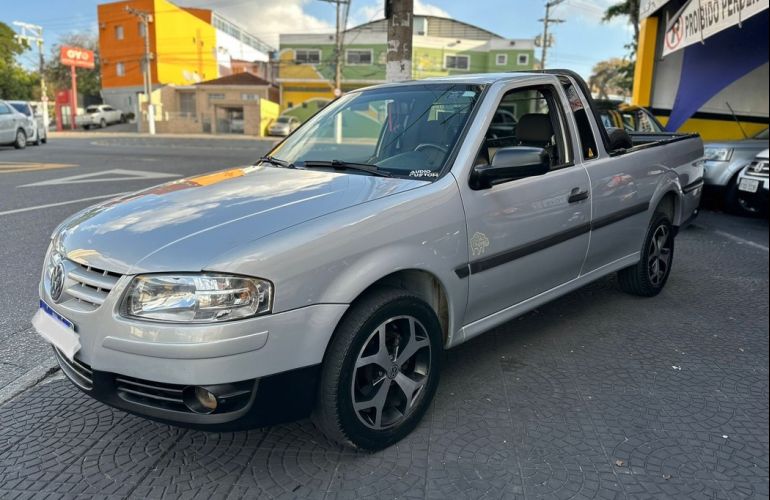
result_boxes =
[8,100,47,145]
[76,104,125,130]
[268,115,301,136]
[0,100,31,149]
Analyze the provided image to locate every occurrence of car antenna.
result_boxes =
[725,102,749,140]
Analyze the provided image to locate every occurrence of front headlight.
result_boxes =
[704,147,733,161]
[121,274,273,323]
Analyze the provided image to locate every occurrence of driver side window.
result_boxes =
[476,86,569,169]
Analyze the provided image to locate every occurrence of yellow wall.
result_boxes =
[631,16,658,107]
[260,98,280,136]
[656,116,766,141]
[153,0,217,85]
[281,87,335,110]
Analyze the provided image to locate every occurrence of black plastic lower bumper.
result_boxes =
[53,347,320,431]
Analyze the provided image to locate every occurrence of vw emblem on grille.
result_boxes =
[50,261,66,302]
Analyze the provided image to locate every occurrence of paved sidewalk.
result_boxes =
[1,222,767,499]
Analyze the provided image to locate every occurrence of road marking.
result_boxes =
[0,192,128,217]
[0,162,77,174]
[19,168,180,187]
[713,229,769,252]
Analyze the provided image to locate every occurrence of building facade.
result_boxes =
[278,16,536,120]
[97,0,272,117]
[633,0,768,140]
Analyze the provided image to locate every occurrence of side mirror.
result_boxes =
[472,146,550,189]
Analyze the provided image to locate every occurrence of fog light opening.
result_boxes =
[183,386,219,414]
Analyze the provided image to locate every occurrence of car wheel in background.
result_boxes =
[724,176,752,215]
[100,118,107,129]
[83,124,90,130]
[618,212,675,297]
[34,130,41,146]
[313,287,442,451]
[13,129,27,150]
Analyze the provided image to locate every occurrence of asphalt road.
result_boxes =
[0,135,768,498]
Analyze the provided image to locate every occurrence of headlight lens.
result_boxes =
[704,147,733,161]
[121,274,272,323]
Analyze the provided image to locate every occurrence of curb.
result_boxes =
[50,131,281,141]
[0,361,59,406]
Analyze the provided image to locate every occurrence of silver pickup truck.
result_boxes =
[34,71,703,450]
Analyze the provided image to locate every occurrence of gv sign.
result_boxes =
[60,46,95,69]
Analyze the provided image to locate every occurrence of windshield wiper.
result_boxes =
[257,155,294,168]
[297,160,392,177]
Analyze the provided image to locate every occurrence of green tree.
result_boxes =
[0,21,39,100]
[45,32,101,98]
[589,58,634,99]
[603,0,641,52]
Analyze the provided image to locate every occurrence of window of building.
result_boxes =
[116,62,125,77]
[445,54,470,70]
[495,54,508,66]
[138,22,146,38]
[241,93,259,101]
[208,93,225,101]
[179,92,196,117]
[295,49,321,64]
[517,54,529,66]
[115,25,124,40]
[346,49,372,65]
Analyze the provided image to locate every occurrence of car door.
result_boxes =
[457,83,591,324]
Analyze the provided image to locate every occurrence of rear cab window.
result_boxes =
[564,83,599,161]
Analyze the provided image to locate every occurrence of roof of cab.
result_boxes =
[360,72,553,91]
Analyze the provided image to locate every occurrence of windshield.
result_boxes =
[268,83,484,180]
[10,103,30,116]
[754,128,769,140]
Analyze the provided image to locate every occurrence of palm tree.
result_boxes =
[603,0,641,50]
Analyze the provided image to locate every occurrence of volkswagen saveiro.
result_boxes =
[34,71,704,450]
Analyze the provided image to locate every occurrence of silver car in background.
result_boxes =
[8,100,47,146]
[33,72,703,450]
[703,128,768,213]
[0,100,31,149]
[268,115,301,136]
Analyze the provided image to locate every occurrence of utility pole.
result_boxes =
[318,0,349,97]
[538,0,565,70]
[13,21,49,135]
[125,6,155,134]
[385,0,413,82]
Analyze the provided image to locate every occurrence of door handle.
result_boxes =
[568,188,589,203]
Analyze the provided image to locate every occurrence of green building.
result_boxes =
[278,15,537,119]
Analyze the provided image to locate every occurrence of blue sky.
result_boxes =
[2,0,635,79]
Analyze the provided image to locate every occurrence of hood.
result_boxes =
[705,139,768,150]
[56,165,426,274]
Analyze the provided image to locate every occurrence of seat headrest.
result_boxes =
[606,127,633,151]
[517,114,553,145]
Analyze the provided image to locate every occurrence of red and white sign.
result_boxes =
[60,46,95,69]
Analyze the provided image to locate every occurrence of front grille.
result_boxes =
[62,261,122,311]
[745,161,769,178]
[53,347,93,390]
[115,375,189,413]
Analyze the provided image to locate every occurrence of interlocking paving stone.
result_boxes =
[1,222,768,499]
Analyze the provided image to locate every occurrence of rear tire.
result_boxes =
[13,129,26,149]
[313,287,442,451]
[618,212,675,297]
[724,176,753,216]
[100,118,107,129]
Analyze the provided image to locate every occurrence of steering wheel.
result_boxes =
[415,143,448,155]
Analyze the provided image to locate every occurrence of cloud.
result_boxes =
[182,0,333,49]
[553,0,628,27]
[350,0,451,28]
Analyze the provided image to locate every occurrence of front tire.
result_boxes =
[100,118,107,129]
[618,212,675,297]
[313,287,442,451]
[13,129,26,149]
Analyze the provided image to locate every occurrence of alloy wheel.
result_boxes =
[351,315,431,430]
[648,224,672,286]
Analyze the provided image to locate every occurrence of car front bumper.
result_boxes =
[737,175,769,211]
[37,271,348,428]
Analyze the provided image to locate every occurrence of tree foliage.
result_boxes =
[45,32,101,98]
[603,0,641,54]
[589,58,635,99]
[0,21,39,100]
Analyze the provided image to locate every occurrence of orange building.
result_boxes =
[97,0,271,117]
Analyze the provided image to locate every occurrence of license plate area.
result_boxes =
[738,178,760,193]
[33,300,81,361]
